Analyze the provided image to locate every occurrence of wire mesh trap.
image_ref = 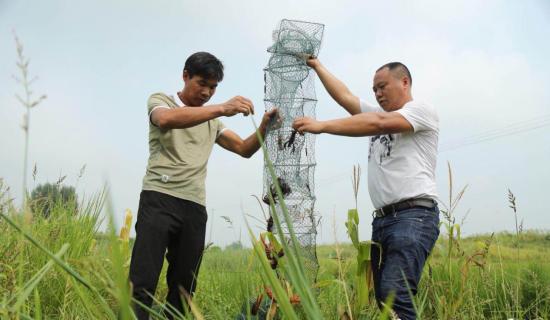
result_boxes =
[263,19,324,285]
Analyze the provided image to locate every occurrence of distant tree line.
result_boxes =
[30,183,77,218]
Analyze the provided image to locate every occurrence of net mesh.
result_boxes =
[263,19,324,284]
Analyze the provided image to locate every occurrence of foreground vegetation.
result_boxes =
[0,176,549,320]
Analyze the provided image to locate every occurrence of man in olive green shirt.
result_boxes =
[130,52,277,319]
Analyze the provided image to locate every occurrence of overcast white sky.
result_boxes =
[1,0,549,247]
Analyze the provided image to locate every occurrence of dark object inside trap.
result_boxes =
[262,177,292,204]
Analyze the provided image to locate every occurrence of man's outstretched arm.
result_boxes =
[216,109,279,158]
[151,96,254,129]
[307,58,362,115]
[293,112,413,137]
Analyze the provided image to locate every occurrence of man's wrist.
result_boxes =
[319,121,329,134]
[259,123,268,135]
[312,62,323,72]
[213,104,225,117]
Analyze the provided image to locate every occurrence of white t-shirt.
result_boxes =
[360,99,439,209]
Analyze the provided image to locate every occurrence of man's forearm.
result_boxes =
[240,125,268,158]
[321,113,384,137]
[157,105,224,129]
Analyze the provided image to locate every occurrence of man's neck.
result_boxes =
[177,91,190,106]
[395,95,413,110]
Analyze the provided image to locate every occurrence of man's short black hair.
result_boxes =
[184,52,224,81]
[377,62,412,85]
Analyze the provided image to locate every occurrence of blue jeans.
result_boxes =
[370,206,440,320]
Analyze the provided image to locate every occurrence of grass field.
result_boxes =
[4,29,549,320]
[1,177,549,319]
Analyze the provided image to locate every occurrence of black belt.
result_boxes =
[373,198,436,218]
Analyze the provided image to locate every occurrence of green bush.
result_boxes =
[29,183,77,218]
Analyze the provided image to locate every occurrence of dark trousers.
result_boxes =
[129,190,208,320]
[371,206,440,320]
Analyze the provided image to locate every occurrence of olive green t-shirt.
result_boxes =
[142,92,225,206]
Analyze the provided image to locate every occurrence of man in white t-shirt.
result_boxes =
[293,59,440,320]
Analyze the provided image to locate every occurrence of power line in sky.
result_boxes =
[439,114,550,152]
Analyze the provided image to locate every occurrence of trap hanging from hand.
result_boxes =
[263,19,324,286]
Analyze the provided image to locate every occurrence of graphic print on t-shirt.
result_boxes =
[369,134,394,164]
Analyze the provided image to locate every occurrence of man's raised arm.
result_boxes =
[307,58,361,115]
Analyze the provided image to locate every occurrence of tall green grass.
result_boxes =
[0,189,549,319]
[1,164,549,319]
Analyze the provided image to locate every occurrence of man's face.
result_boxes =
[372,67,409,111]
[182,71,218,106]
